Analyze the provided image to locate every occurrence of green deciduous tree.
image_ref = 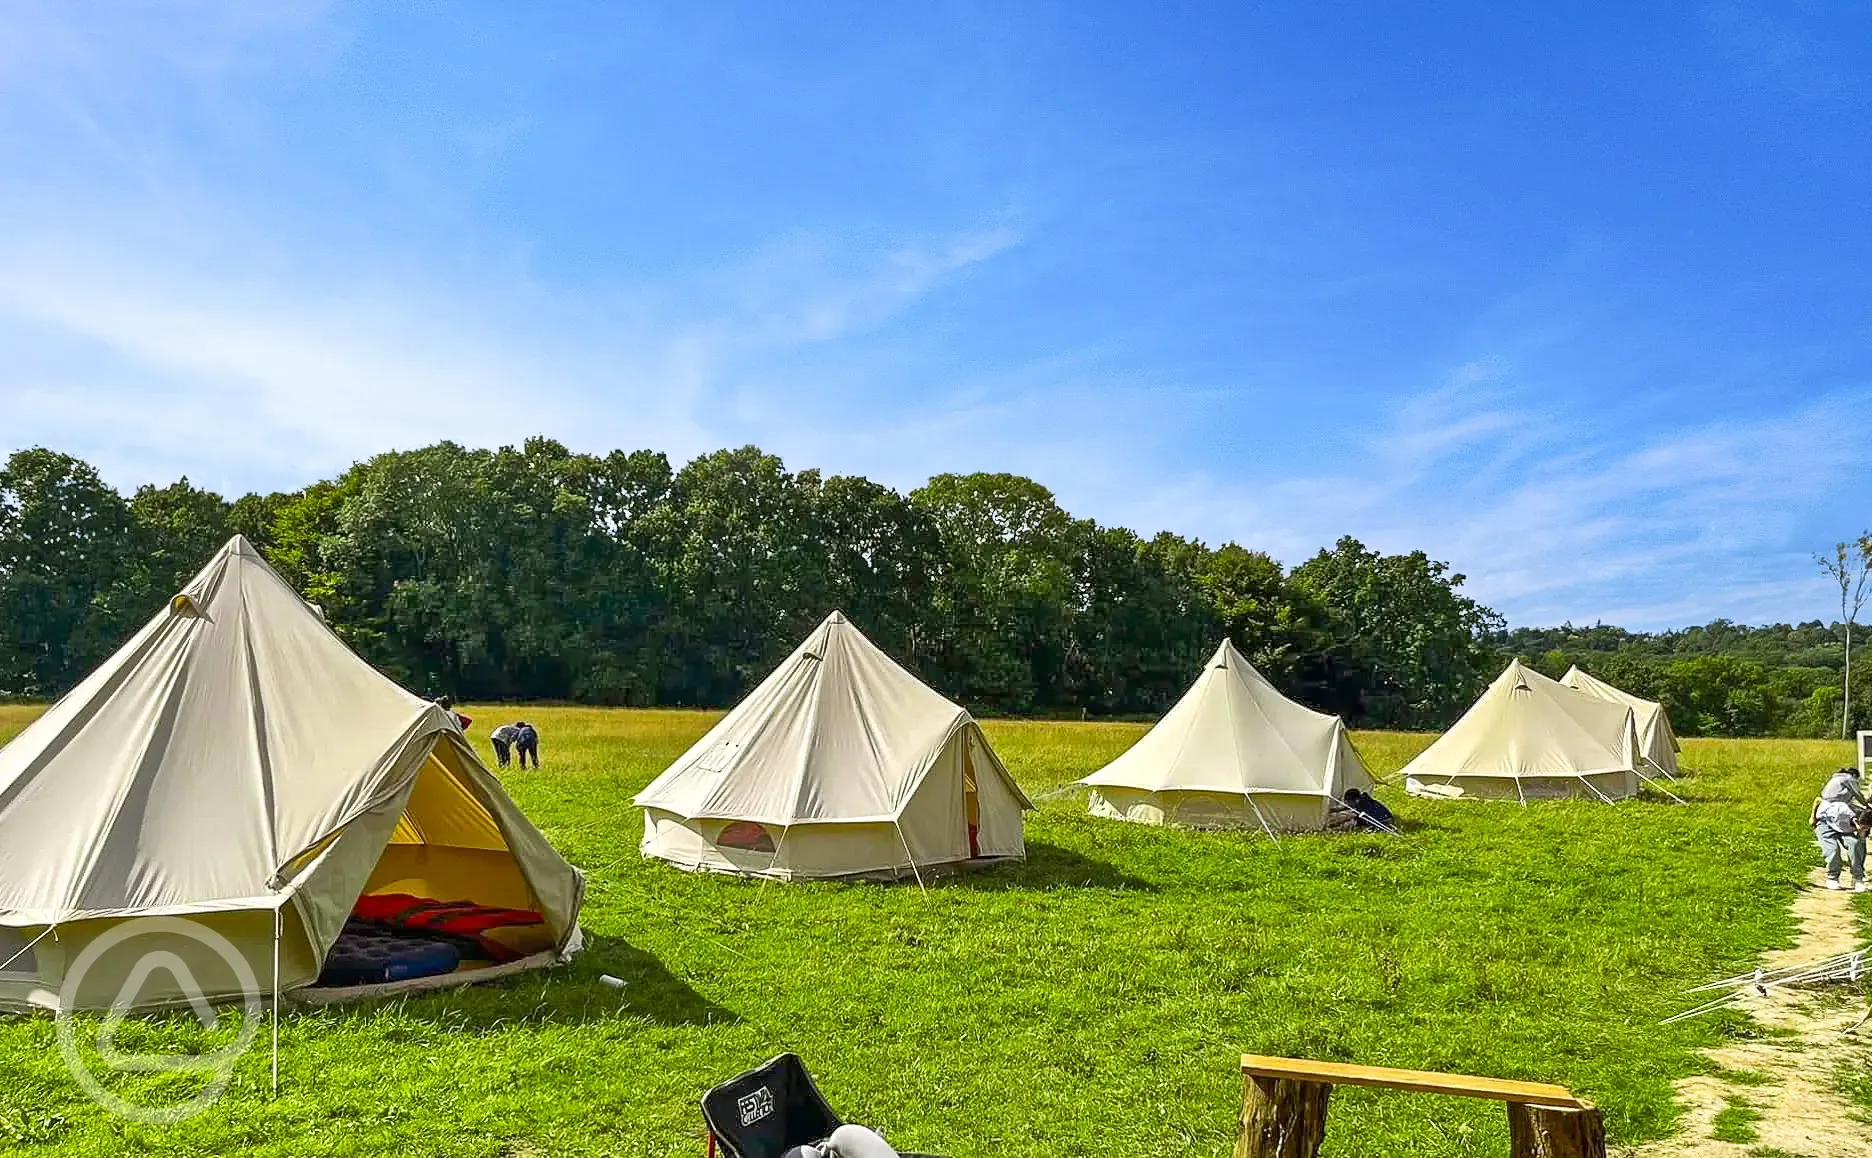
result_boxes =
[1290,536,1503,728]
[0,449,136,695]
[0,442,1555,729]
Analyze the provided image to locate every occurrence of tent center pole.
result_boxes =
[271,906,281,1098]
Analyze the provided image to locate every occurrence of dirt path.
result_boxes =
[1623,870,1870,1157]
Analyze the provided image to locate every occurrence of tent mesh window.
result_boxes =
[0,929,40,981]
[717,822,777,853]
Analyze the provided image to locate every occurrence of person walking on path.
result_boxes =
[490,723,520,769]
[514,721,540,769]
[1812,792,1867,891]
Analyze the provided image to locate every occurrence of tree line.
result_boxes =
[1499,621,1868,739]
[4,441,1859,736]
[0,442,1502,727]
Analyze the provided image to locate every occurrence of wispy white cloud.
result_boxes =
[0,213,1029,492]
[0,1,1862,638]
[1098,371,1864,629]
[0,7,1031,486]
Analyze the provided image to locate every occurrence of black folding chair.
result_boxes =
[701,1053,940,1158]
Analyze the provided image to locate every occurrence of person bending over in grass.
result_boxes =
[1822,766,1866,807]
[1811,794,1867,891]
[1327,788,1397,833]
[514,721,540,769]
[489,723,520,769]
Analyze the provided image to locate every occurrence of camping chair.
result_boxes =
[702,1053,941,1158]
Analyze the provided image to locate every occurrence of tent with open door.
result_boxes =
[636,611,1031,880]
[0,536,583,1013]
[1078,639,1374,830]
[1401,659,1640,802]
[1560,666,1682,778]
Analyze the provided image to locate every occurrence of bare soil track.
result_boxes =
[1625,870,1870,1158]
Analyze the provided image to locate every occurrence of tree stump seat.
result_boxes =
[1234,1054,1606,1158]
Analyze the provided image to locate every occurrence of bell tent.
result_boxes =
[1560,666,1682,778]
[1401,659,1640,802]
[636,611,1031,880]
[0,537,584,1013]
[1079,640,1374,831]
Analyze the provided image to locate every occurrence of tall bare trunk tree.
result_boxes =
[1818,534,1872,740]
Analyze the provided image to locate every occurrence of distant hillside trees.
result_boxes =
[1499,621,1866,739]
[0,442,1504,728]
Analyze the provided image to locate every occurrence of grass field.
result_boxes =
[0,705,1855,1156]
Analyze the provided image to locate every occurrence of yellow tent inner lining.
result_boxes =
[362,742,540,914]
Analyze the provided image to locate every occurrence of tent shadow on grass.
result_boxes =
[936,841,1156,892]
[300,936,739,1030]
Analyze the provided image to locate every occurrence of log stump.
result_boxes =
[1506,1101,1606,1158]
[1234,1074,1332,1158]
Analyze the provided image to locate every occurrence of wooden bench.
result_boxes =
[1234,1054,1606,1158]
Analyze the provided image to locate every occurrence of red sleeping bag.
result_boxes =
[351,894,545,963]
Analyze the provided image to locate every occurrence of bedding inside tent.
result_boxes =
[314,742,560,990]
[0,535,583,1013]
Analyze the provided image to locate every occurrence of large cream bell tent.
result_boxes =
[0,537,583,1013]
[636,611,1032,880]
[1078,639,1374,831]
[1560,665,1683,779]
[1401,659,1641,802]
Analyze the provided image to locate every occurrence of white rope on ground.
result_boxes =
[892,822,928,892]
[1325,794,1405,838]
[1842,1010,1871,1036]
[1666,942,1872,1024]
[1578,776,1620,805]
[1660,994,1747,1025]
[1244,794,1281,843]
[1633,766,1688,805]
[1030,782,1089,803]
[756,823,795,890]
[1690,946,1872,993]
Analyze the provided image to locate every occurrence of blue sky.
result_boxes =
[2,2,1869,629]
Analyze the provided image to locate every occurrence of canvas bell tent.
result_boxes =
[1560,666,1682,778]
[1401,659,1641,802]
[0,537,583,1013]
[636,611,1031,880]
[1079,640,1374,831]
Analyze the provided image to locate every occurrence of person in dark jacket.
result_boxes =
[1327,787,1397,833]
[513,721,540,769]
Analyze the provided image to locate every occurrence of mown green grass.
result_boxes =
[0,706,1844,1156]
[1711,1095,1762,1143]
